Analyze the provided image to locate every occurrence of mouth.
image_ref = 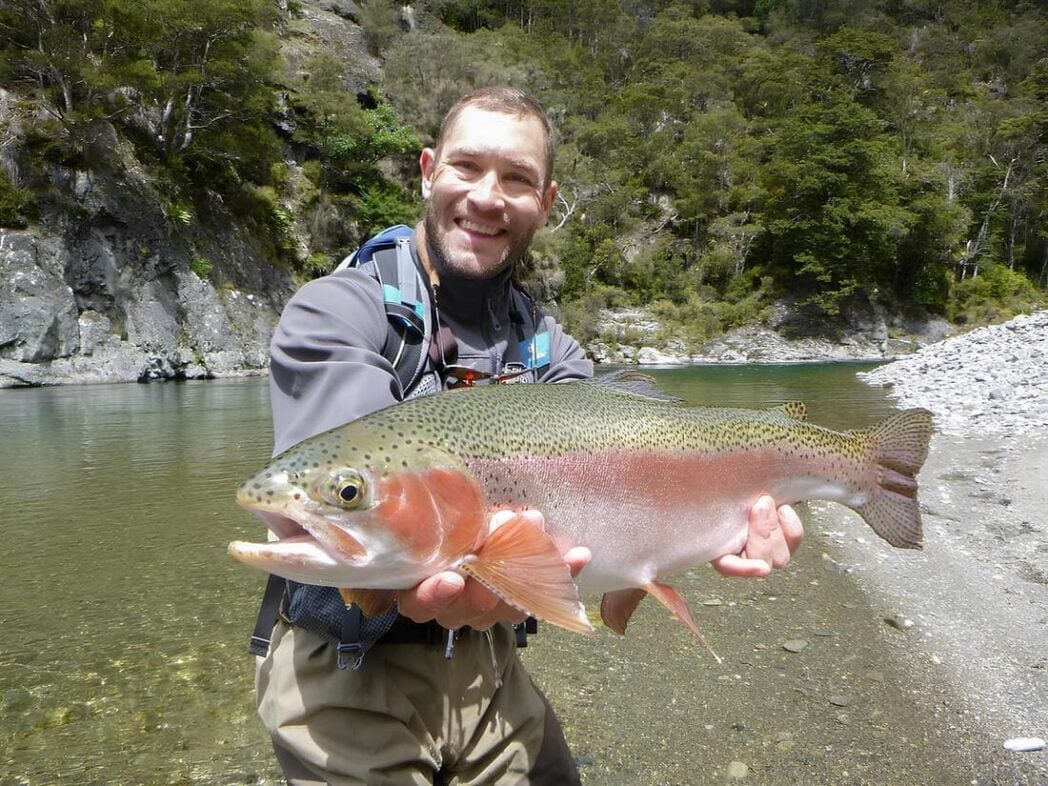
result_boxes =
[230,503,367,577]
[457,218,506,238]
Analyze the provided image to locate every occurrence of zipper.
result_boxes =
[485,295,502,374]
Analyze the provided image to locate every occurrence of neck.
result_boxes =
[415,222,512,324]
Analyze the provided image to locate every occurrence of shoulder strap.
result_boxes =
[509,286,551,375]
[248,574,288,657]
[341,227,434,397]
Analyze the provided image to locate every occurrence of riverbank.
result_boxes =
[843,309,1048,781]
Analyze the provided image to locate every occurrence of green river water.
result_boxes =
[1,365,917,785]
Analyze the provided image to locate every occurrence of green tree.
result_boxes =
[753,92,910,313]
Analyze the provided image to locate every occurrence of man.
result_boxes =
[255,86,803,785]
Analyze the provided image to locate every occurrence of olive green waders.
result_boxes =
[256,621,581,785]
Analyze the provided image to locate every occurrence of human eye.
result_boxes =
[505,169,539,189]
[452,158,481,176]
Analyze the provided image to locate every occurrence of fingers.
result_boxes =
[398,572,521,630]
[396,572,466,623]
[711,496,805,578]
[710,552,772,578]
[746,494,792,570]
[777,503,804,556]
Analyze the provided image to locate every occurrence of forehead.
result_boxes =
[440,106,548,171]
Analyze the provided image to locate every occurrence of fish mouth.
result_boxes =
[230,502,369,582]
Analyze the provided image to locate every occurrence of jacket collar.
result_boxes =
[413,230,513,326]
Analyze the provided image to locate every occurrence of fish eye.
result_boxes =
[335,472,366,509]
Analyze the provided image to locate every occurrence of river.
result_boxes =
[0,365,1017,784]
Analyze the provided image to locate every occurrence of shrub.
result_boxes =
[948,265,1044,324]
[0,171,37,228]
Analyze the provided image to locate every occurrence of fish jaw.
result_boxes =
[227,532,350,586]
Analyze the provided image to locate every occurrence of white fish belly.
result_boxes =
[471,447,836,597]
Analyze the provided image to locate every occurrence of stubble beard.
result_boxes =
[424,210,535,281]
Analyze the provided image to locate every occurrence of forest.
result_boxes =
[1,0,1045,345]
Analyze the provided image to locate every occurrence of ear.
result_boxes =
[419,148,436,199]
[540,180,558,224]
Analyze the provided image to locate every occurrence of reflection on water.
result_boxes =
[0,365,890,784]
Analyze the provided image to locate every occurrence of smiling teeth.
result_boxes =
[460,220,502,236]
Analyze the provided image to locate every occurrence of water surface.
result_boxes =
[1,365,901,784]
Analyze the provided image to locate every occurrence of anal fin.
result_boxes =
[644,581,722,664]
[600,588,648,635]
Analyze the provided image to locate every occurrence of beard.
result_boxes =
[423,209,536,281]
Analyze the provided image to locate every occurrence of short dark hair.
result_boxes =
[435,86,555,188]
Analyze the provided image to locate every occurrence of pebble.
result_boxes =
[726,761,749,779]
[1002,737,1046,752]
[782,639,809,653]
[883,615,914,631]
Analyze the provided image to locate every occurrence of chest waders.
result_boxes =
[249,226,550,668]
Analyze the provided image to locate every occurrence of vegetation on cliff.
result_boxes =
[1,0,1044,347]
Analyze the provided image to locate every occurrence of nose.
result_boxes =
[467,170,505,211]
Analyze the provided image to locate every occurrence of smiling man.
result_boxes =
[252,86,803,785]
[420,99,557,280]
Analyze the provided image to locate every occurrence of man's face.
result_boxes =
[420,106,557,280]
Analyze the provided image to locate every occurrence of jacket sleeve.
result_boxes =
[538,314,594,383]
[268,269,401,456]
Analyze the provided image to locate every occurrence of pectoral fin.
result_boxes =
[460,512,594,635]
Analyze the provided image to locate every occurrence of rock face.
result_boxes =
[0,223,289,387]
[860,310,1048,436]
[0,118,295,387]
[0,0,378,389]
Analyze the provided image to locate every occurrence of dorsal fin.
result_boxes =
[582,370,684,403]
[771,401,807,421]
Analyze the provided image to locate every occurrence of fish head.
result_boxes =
[229,425,488,589]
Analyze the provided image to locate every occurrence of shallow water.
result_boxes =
[1,365,924,784]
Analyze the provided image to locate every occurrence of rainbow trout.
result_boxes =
[230,373,933,645]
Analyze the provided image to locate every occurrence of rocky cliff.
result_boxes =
[0,108,294,387]
[0,0,392,388]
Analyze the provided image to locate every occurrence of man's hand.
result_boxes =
[396,510,591,631]
[711,495,804,577]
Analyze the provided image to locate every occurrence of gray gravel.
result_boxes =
[860,310,1048,437]
[847,309,1048,782]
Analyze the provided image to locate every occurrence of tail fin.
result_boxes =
[857,408,934,549]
